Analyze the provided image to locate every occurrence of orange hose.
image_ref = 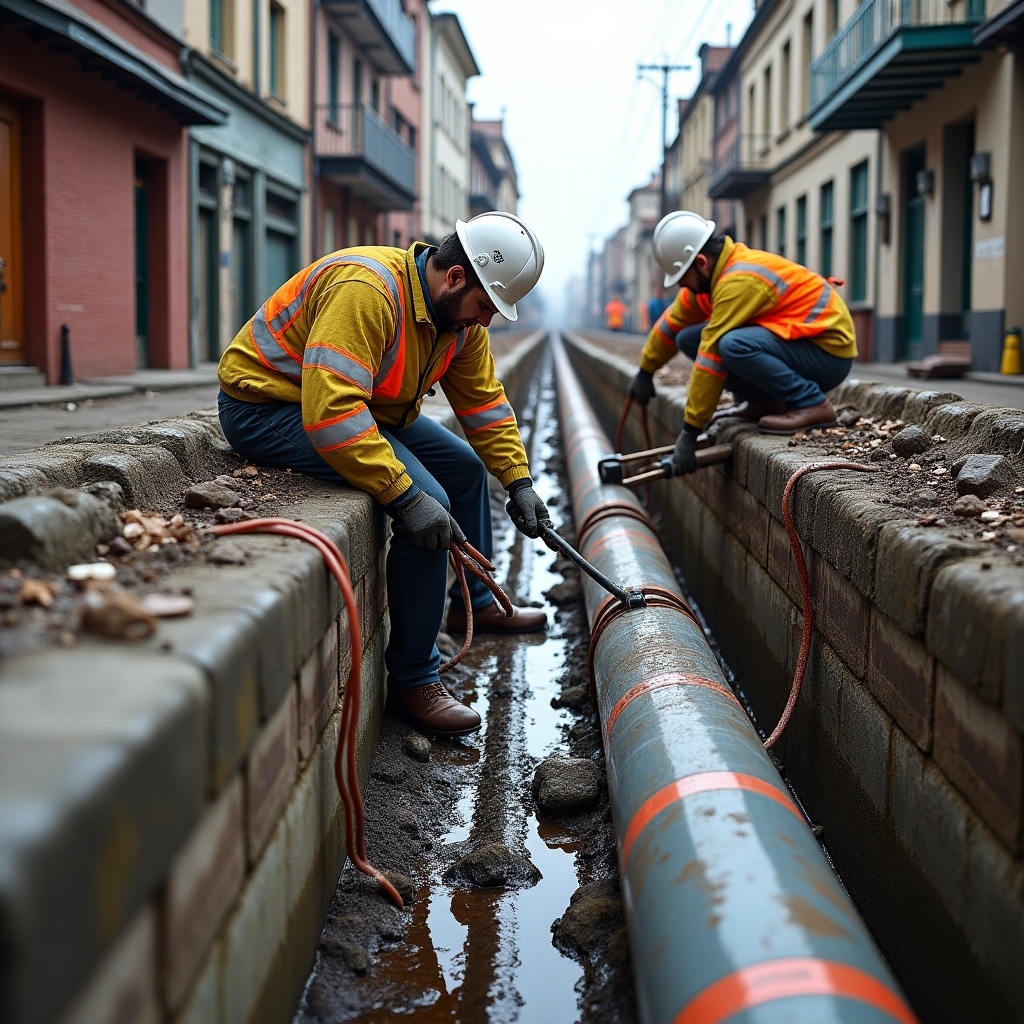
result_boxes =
[209,518,403,908]
[763,461,878,749]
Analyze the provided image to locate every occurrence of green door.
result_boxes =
[134,172,150,367]
[902,146,926,361]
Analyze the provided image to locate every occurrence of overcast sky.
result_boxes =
[431,0,755,320]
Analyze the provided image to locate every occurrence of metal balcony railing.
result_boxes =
[314,103,415,201]
[710,133,773,182]
[811,0,985,108]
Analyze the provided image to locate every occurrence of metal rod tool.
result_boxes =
[598,443,733,488]
[540,525,646,610]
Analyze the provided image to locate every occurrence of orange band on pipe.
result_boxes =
[675,957,917,1024]
[604,673,738,739]
[586,528,661,559]
[621,772,801,867]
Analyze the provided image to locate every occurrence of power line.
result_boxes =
[637,61,692,216]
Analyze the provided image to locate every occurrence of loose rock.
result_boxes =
[533,756,603,813]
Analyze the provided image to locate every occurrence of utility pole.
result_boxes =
[638,61,691,217]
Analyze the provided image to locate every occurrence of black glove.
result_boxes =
[627,369,656,407]
[661,428,699,478]
[505,480,552,539]
[395,491,466,550]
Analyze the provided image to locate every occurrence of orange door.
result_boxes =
[0,95,24,363]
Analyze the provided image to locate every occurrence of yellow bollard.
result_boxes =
[1001,327,1022,375]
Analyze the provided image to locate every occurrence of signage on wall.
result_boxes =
[974,236,1005,261]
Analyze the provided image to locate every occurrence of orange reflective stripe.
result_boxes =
[620,772,800,867]
[675,958,917,1024]
[604,672,737,739]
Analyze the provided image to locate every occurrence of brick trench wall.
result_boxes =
[562,332,1024,1024]
[0,331,549,1024]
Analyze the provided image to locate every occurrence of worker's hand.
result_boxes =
[662,428,698,477]
[627,369,656,407]
[395,492,466,550]
[505,480,552,539]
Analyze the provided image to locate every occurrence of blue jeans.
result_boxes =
[676,323,852,408]
[217,392,494,689]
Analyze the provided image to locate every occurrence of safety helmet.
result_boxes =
[455,212,545,321]
[652,211,716,287]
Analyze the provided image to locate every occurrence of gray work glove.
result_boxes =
[660,428,699,478]
[627,368,656,407]
[505,480,552,539]
[395,491,466,550]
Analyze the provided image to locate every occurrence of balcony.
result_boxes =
[708,134,773,200]
[321,0,416,75]
[315,104,416,211]
[809,0,985,131]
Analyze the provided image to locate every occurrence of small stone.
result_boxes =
[67,562,117,581]
[952,494,988,518]
[892,425,932,457]
[402,733,431,763]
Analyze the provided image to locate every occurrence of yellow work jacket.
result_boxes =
[218,243,531,505]
[638,238,857,429]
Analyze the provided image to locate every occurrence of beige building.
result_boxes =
[810,0,1023,369]
[420,12,479,245]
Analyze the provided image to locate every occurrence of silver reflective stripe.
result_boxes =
[722,262,789,295]
[695,353,726,376]
[304,344,373,392]
[251,312,302,382]
[454,329,467,356]
[307,405,377,451]
[804,281,833,323]
[458,400,514,432]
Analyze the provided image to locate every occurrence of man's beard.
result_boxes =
[434,281,473,333]
[691,266,713,294]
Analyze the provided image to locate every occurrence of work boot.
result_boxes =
[446,601,547,634]
[387,681,481,736]
[758,399,839,434]
[713,399,786,422]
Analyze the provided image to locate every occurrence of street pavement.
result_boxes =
[0,358,1021,458]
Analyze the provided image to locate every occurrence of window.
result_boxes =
[371,78,380,114]
[209,0,225,53]
[827,0,840,37]
[796,194,807,265]
[849,161,869,301]
[780,41,791,132]
[353,60,363,106]
[762,66,772,139]
[327,33,340,122]
[760,213,768,249]
[269,3,285,98]
[820,180,834,278]
[801,13,813,116]
[777,206,787,257]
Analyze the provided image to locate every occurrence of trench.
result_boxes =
[292,348,634,1024]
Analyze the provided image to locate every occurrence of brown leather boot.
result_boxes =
[758,399,838,434]
[713,399,786,422]
[387,681,481,736]
[446,601,547,634]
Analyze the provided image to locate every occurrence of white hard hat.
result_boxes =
[653,211,716,287]
[456,212,545,321]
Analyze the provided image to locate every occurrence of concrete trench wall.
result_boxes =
[562,331,1024,1024]
[0,331,547,1024]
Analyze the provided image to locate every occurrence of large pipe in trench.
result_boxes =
[551,335,917,1024]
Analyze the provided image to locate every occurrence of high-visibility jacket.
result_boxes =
[638,237,857,429]
[604,298,627,330]
[217,242,531,505]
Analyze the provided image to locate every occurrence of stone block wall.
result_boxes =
[0,331,548,1024]
[563,331,1024,1024]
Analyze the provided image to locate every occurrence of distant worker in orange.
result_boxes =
[604,295,628,331]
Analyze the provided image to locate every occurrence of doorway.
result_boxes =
[134,162,151,367]
[902,144,926,361]
[0,95,24,364]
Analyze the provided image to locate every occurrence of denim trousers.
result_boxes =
[217,392,494,689]
[675,323,852,408]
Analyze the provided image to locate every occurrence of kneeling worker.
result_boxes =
[627,211,856,476]
[217,212,552,736]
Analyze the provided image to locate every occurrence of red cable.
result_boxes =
[763,461,878,749]
[209,518,404,908]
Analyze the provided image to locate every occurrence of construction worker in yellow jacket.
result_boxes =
[627,211,856,476]
[217,212,551,736]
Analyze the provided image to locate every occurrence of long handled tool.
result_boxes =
[540,524,647,610]
[598,442,733,488]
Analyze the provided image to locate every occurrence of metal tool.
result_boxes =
[540,525,646,610]
[597,443,733,488]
